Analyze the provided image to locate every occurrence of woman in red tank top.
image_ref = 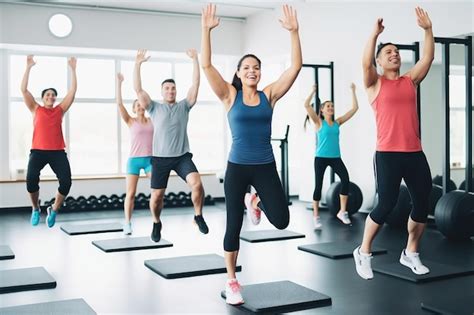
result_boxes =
[353,7,435,280]
[21,55,77,228]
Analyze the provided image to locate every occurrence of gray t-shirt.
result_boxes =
[147,99,192,157]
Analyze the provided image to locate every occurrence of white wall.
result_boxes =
[243,1,473,209]
[0,3,243,54]
[0,174,224,208]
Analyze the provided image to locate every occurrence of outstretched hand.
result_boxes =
[117,73,124,83]
[26,55,36,68]
[415,7,432,30]
[186,48,198,59]
[68,57,77,70]
[350,83,356,91]
[202,4,220,30]
[373,18,384,36]
[279,4,298,32]
[136,49,150,64]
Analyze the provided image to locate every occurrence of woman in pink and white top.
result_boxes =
[116,73,154,235]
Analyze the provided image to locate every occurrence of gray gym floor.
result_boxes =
[0,200,473,314]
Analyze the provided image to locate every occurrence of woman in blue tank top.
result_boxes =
[201,4,302,305]
[304,83,359,229]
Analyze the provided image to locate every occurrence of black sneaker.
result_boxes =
[194,215,209,234]
[151,221,162,242]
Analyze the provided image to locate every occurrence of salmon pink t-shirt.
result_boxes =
[371,76,422,152]
[32,105,65,150]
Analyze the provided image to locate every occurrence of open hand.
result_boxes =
[279,5,298,32]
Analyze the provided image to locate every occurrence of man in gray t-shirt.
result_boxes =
[134,48,209,242]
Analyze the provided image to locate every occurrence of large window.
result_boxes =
[7,50,230,178]
[449,72,473,168]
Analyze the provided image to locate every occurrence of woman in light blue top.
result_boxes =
[304,83,358,229]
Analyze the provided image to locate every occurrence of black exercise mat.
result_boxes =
[373,260,474,283]
[145,254,240,279]
[0,298,96,315]
[61,222,122,235]
[298,242,387,259]
[221,280,331,313]
[421,294,474,315]
[0,245,14,260]
[0,267,56,294]
[92,237,173,252]
[240,230,305,243]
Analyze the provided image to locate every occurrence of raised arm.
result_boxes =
[363,19,384,89]
[336,83,359,125]
[134,49,152,110]
[264,5,302,107]
[304,85,321,128]
[20,55,40,113]
[116,73,132,125]
[59,57,77,113]
[201,4,235,110]
[186,49,200,106]
[405,7,434,85]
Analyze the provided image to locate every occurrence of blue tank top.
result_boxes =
[316,120,341,158]
[228,90,274,164]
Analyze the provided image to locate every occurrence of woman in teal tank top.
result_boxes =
[304,83,359,229]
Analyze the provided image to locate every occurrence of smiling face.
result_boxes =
[237,56,261,88]
[376,44,401,71]
[132,99,145,115]
[41,89,57,107]
[320,101,334,118]
[161,82,177,104]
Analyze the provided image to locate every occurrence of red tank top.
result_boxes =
[32,106,65,150]
[371,76,422,152]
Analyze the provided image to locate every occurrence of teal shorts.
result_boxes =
[127,156,152,175]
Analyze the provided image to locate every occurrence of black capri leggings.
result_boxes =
[313,157,349,201]
[26,150,72,196]
[224,161,289,251]
[370,151,432,224]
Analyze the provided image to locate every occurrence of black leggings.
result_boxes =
[313,157,349,201]
[370,151,432,224]
[224,161,289,251]
[26,150,72,196]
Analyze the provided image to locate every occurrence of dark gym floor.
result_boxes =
[0,200,473,314]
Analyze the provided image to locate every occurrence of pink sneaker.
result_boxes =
[225,279,244,305]
[245,193,261,225]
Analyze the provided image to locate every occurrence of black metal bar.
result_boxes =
[302,63,332,69]
[465,36,472,192]
[279,126,291,205]
[435,37,470,45]
[414,42,421,137]
[441,43,451,195]
[329,61,336,183]
[396,44,418,50]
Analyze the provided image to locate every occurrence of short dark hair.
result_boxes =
[41,88,57,98]
[376,42,397,57]
[161,78,176,86]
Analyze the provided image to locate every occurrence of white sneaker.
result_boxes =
[353,246,374,280]
[123,222,132,235]
[313,216,322,230]
[337,211,351,225]
[244,193,261,225]
[225,279,244,305]
[399,250,430,275]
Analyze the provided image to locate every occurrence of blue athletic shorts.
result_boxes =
[127,156,152,175]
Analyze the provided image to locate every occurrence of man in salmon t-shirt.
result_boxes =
[21,55,77,228]
[353,7,435,280]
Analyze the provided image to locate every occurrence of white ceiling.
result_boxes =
[15,1,287,19]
